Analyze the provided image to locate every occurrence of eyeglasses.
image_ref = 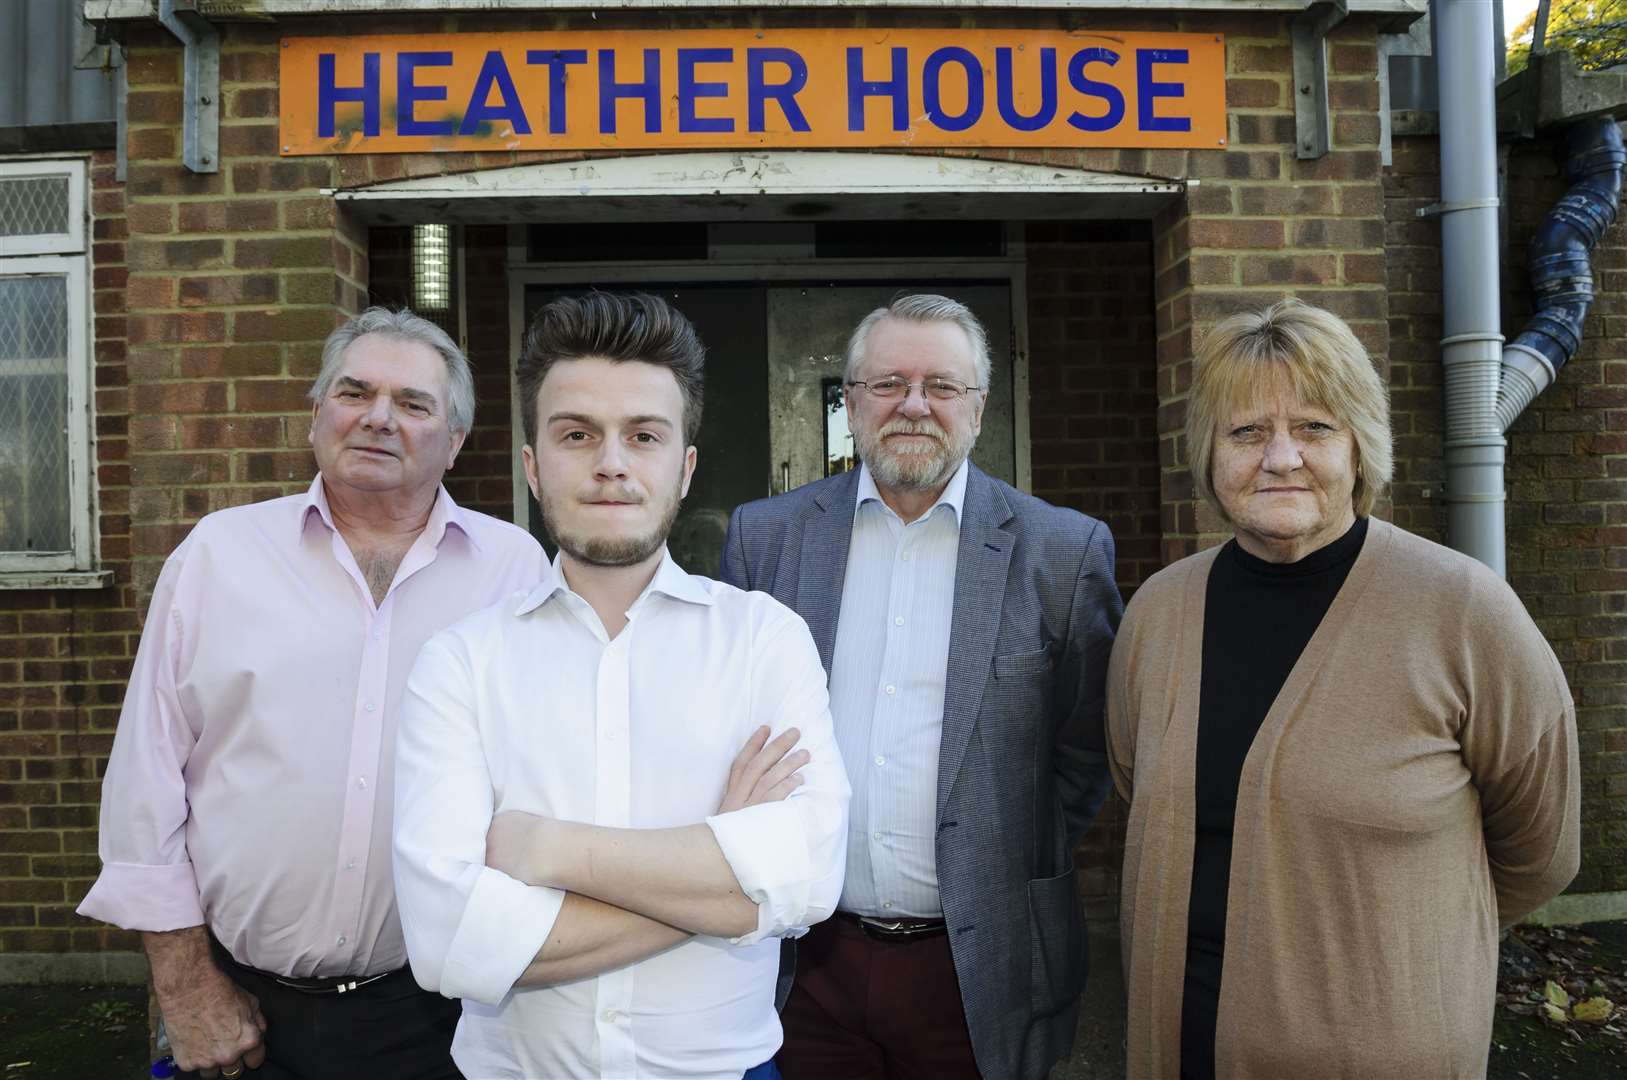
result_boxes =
[846,377,982,402]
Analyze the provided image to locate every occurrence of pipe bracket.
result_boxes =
[157,0,219,174]
[1416,197,1502,218]
[1291,0,1348,160]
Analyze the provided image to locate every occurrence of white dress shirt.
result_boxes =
[393,549,850,1080]
[827,459,967,918]
[78,478,546,977]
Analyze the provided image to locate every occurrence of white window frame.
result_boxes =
[0,157,105,588]
[1,160,87,257]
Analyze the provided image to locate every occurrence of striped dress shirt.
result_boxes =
[827,459,968,918]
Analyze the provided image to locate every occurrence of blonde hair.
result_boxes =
[1187,298,1392,521]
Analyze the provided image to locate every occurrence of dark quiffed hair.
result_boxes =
[517,292,707,447]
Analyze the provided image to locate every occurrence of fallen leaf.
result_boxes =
[1575,997,1615,1023]
[1547,980,1573,1010]
[1541,1002,1570,1025]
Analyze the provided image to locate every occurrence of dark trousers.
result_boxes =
[776,916,981,1080]
[178,953,462,1080]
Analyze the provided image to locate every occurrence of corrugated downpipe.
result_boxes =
[1496,118,1626,431]
[1434,0,1507,576]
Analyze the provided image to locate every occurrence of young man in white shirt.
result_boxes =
[392,291,850,1080]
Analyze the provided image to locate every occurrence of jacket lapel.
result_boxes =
[796,470,860,674]
[937,466,1014,819]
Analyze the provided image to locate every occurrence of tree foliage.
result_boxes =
[1508,0,1627,75]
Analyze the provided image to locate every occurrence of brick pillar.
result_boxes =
[1155,18,1392,563]
[123,24,351,601]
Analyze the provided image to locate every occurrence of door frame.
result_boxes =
[505,230,1031,530]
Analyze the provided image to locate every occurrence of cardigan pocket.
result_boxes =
[1027,864,1087,1015]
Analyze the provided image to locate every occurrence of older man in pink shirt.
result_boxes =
[78,308,546,1080]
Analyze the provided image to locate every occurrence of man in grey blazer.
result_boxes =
[722,294,1122,1079]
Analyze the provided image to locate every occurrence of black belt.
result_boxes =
[220,947,410,996]
[262,968,407,996]
[835,911,948,941]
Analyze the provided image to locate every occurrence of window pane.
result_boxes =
[0,274,71,553]
[0,176,71,238]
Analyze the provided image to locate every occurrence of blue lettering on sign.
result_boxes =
[526,49,587,135]
[922,47,983,132]
[1067,48,1125,133]
[460,51,530,136]
[1137,48,1191,132]
[995,47,1056,132]
[397,51,455,137]
[599,48,662,134]
[746,48,810,133]
[678,48,734,134]
[847,47,910,132]
[317,53,380,138]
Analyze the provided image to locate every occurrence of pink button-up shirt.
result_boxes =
[78,477,546,978]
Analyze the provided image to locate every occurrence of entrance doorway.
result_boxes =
[516,280,1017,576]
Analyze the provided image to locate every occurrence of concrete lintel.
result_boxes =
[1499,50,1627,138]
[1524,890,1627,927]
[330,151,1186,225]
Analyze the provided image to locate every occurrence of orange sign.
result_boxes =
[280,29,1225,154]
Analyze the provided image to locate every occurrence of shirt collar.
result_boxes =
[854,457,971,525]
[298,475,478,550]
[513,546,713,617]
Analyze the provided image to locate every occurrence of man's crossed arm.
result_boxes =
[485,725,808,988]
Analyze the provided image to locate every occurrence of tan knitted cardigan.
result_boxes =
[1106,519,1579,1080]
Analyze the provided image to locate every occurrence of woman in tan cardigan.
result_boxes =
[1107,299,1580,1080]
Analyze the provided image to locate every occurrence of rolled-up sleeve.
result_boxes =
[705,610,849,945]
[394,632,565,1005]
[77,550,206,932]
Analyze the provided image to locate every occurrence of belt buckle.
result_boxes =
[855,915,942,941]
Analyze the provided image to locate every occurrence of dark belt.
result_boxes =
[262,968,408,996]
[835,911,948,942]
[217,944,411,997]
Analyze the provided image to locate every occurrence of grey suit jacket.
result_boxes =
[723,464,1122,1080]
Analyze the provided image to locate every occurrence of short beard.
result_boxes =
[542,481,683,569]
[855,416,975,492]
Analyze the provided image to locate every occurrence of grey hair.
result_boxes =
[844,293,992,391]
[309,307,475,434]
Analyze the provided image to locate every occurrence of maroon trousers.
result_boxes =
[776,916,982,1080]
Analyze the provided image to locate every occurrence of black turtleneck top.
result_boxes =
[1179,516,1369,1080]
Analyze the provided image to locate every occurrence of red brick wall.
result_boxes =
[1388,130,1627,896]
[0,148,139,954]
[1025,223,1157,918]
[1027,223,1161,597]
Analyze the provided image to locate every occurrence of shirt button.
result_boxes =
[602,1009,620,1022]
[356,777,368,790]
[872,831,883,842]
[900,551,911,562]
[345,859,357,871]
[882,901,894,910]
[894,616,904,627]
[884,685,895,696]
[874,755,886,767]
[363,702,376,713]
[336,935,347,946]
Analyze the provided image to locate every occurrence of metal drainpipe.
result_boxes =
[1434,0,1507,576]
